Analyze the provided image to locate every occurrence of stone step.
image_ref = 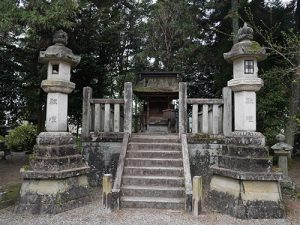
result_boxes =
[122,175,184,187]
[123,166,184,177]
[126,150,182,159]
[128,143,181,151]
[120,196,185,210]
[125,158,183,167]
[222,145,269,158]
[218,155,272,173]
[121,185,185,198]
[131,135,179,143]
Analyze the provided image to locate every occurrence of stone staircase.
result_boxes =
[120,134,185,210]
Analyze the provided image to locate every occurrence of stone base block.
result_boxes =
[207,175,285,219]
[218,155,272,172]
[15,175,91,214]
[225,131,265,146]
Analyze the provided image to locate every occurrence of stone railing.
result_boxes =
[181,133,192,212]
[179,82,232,136]
[82,82,132,140]
[111,132,130,210]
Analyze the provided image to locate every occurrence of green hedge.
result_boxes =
[5,124,37,152]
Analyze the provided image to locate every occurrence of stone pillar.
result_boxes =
[208,23,284,219]
[16,30,91,214]
[192,176,202,216]
[102,174,112,210]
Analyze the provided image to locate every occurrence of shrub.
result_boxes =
[0,135,4,142]
[5,124,37,152]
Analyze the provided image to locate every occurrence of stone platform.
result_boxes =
[207,132,285,219]
[16,132,91,214]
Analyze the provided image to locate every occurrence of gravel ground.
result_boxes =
[0,203,291,225]
[0,196,294,225]
[0,157,299,225]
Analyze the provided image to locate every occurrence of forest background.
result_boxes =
[0,0,299,149]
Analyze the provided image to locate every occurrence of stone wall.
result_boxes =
[82,141,121,187]
[82,135,224,189]
[189,142,222,190]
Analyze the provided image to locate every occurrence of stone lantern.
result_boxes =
[16,30,91,214]
[208,23,284,219]
[39,30,80,132]
[271,134,293,177]
[224,23,266,131]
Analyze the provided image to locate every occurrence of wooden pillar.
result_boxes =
[222,87,232,136]
[179,82,187,136]
[124,82,132,134]
[82,87,92,139]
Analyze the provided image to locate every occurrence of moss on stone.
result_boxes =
[29,154,36,161]
[189,133,225,144]
[5,184,21,201]
[0,183,21,209]
[272,166,282,173]
[22,164,29,171]
[248,41,262,52]
[55,196,63,206]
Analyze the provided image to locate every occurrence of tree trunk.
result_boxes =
[231,0,239,44]
[296,0,300,32]
[285,57,300,156]
[285,0,300,156]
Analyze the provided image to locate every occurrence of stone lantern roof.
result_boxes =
[39,30,81,67]
[271,134,293,152]
[224,23,267,63]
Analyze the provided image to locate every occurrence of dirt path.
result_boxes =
[289,158,300,192]
[0,152,28,187]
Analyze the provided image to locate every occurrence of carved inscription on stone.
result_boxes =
[49,116,57,123]
[49,98,58,104]
[246,98,254,104]
[246,115,254,122]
